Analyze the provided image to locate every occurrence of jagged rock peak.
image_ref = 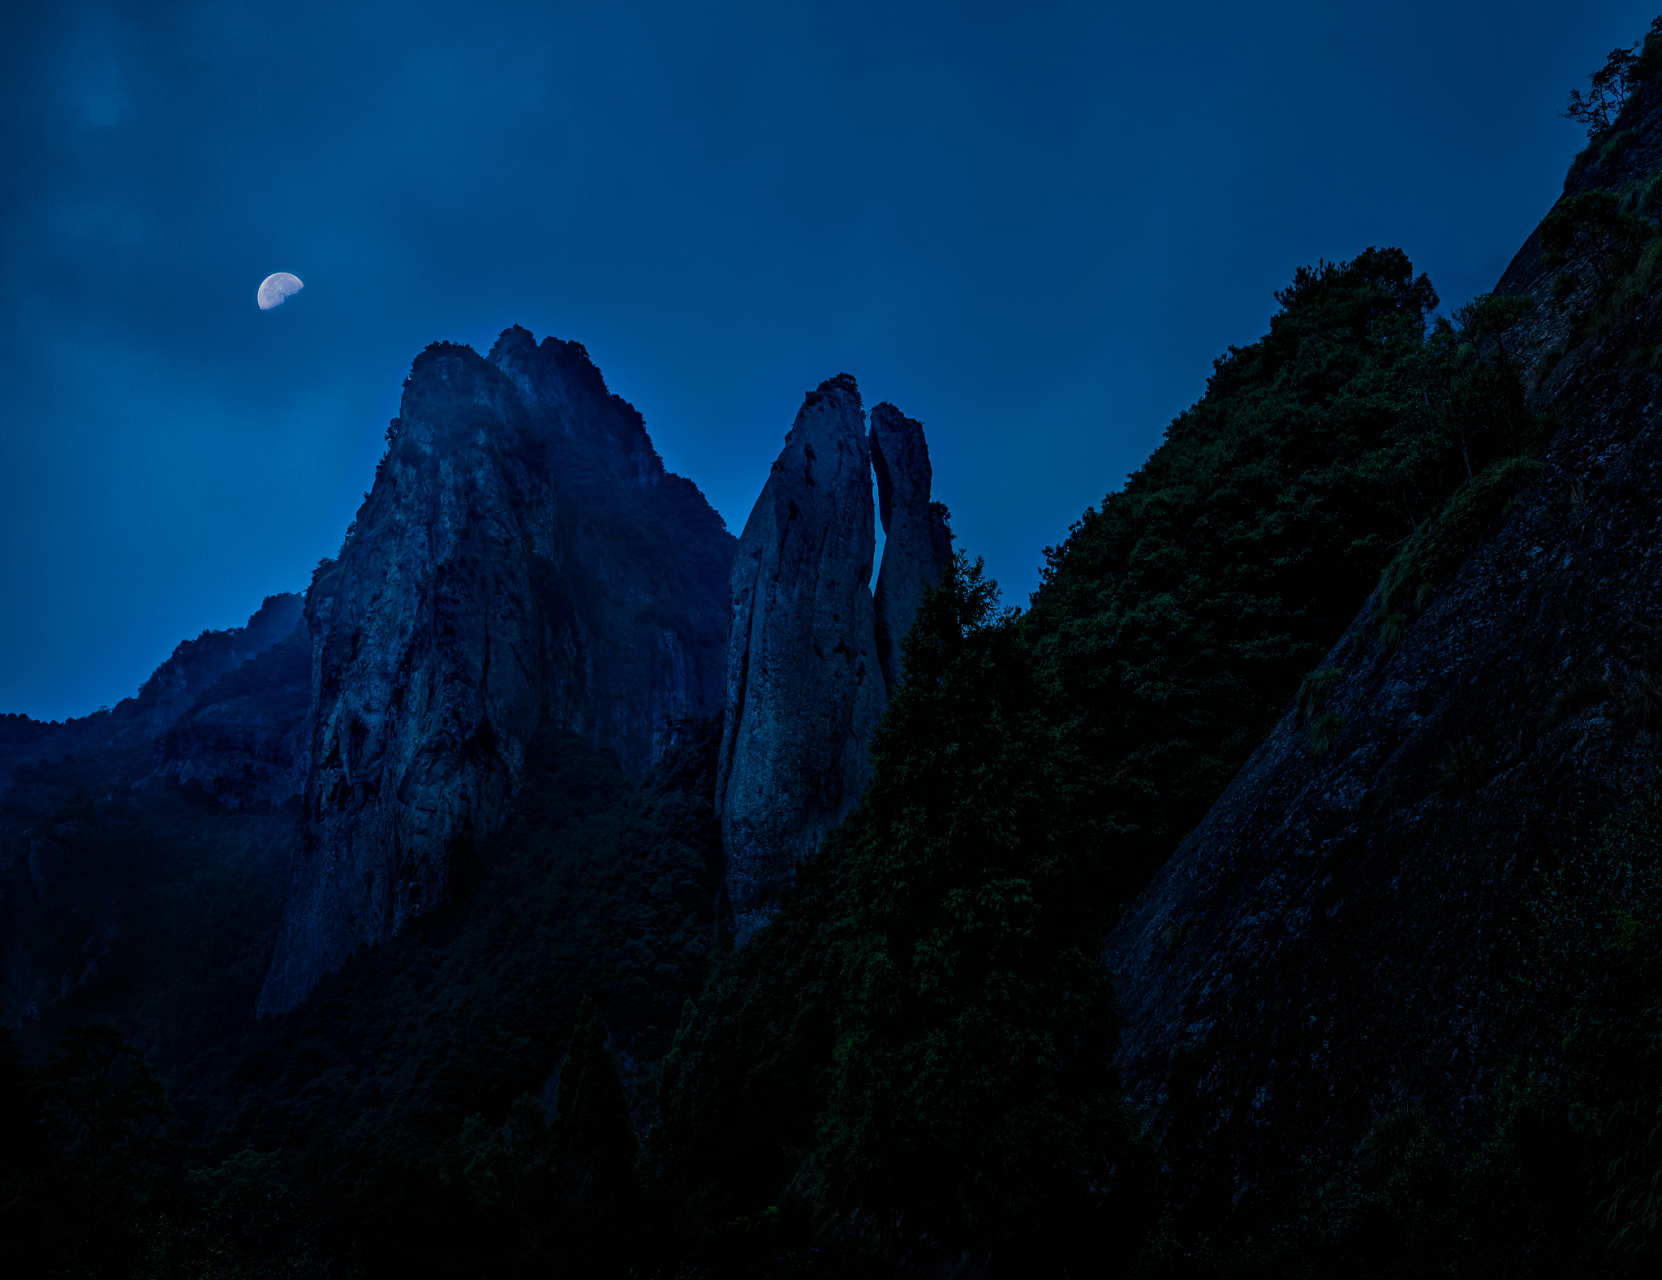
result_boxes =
[259,329,733,1013]
[869,402,953,693]
[487,324,663,488]
[717,373,885,940]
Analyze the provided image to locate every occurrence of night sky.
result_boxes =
[2,1,1652,721]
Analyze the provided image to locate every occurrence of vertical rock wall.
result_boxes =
[869,402,954,695]
[259,332,733,1013]
[717,376,886,937]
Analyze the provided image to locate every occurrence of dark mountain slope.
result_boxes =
[0,597,306,1028]
[261,330,734,1013]
[1026,249,1535,906]
[1104,39,1662,1226]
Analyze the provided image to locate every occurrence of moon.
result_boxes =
[257,272,304,310]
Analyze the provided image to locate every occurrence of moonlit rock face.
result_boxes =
[257,272,304,310]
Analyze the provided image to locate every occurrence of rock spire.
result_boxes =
[716,374,886,939]
[868,401,954,694]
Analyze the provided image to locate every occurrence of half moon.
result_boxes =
[257,272,304,310]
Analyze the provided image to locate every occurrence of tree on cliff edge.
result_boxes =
[1562,17,1662,138]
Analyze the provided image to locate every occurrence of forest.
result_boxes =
[8,21,1662,1279]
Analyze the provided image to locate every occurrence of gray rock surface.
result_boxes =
[1104,80,1662,1220]
[259,331,733,1012]
[869,402,953,693]
[717,374,886,939]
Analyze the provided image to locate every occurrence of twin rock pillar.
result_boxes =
[716,375,952,939]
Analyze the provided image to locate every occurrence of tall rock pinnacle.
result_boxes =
[868,402,954,694]
[258,331,733,1013]
[716,374,885,939]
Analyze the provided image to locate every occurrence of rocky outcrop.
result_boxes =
[0,594,305,789]
[717,375,886,938]
[868,403,953,694]
[259,331,733,1013]
[141,594,305,737]
[1104,80,1662,1222]
[157,619,311,808]
[0,595,308,1026]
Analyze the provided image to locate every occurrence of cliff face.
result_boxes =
[716,382,954,937]
[869,402,954,695]
[1105,84,1662,1218]
[717,375,886,938]
[259,330,733,1013]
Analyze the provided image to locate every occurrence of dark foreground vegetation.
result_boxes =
[13,26,1662,1274]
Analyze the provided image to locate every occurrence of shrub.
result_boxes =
[1295,667,1345,721]
[1359,1107,1430,1184]
[1309,713,1345,759]
[1566,141,1599,190]
[1623,671,1662,730]
[1600,128,1640,168]
[1379,455,1544,615]
[1376,611,1408,652]
[1435,737,1486,797]
[1512,783,1662,1263]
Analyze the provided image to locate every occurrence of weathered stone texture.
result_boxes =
[158,619,312,808]
[717,375,885,938]
[142,594,304,738]
[1105,80,1662,1221]
[869,402,953,693]
[259,332,733,1012]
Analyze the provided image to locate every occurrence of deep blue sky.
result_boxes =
[1,1,1653,721]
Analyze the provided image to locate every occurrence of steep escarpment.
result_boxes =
[259,331,733,1013]
[1104,67,1662,1223]
[158,618,312,809]
[717,375,885,938]
[715,381,957,937]
[869,402,953,695]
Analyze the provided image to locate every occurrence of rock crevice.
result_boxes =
[717,375,885,939]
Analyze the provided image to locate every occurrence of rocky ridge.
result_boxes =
[0,594,307,1024]
[717,375,885,938]
[1104,79,1662,1219]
